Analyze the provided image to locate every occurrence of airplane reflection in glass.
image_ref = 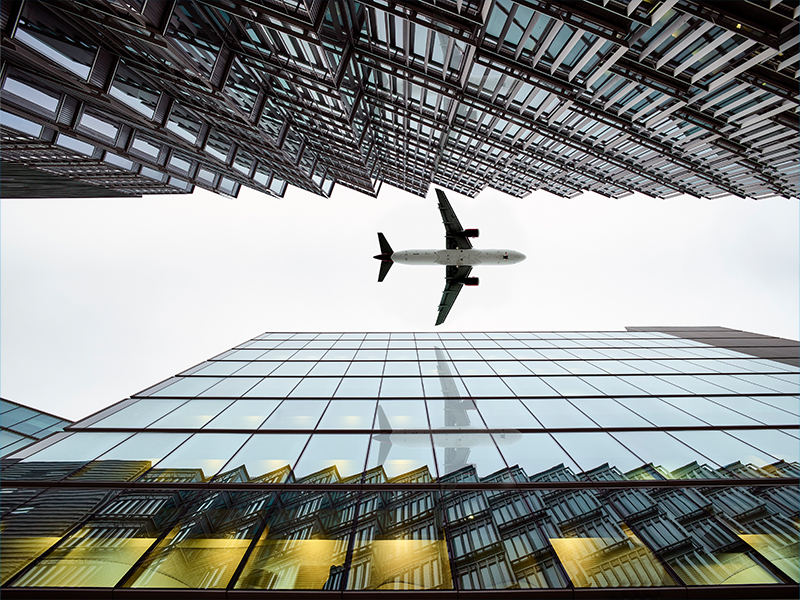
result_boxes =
[374,189,526,325]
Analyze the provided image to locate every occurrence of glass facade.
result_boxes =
[2,328,798,596]
[0,398,72,457]
[2,1,797,201]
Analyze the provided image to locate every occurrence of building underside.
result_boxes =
[0,0,798,201]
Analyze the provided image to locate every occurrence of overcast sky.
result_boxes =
[2,183,798,421]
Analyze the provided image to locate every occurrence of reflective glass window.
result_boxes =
[453,361,494,375]
[22,432,131,463]
[663,397,759,426]
[461,377,514,397]
[383,361,420,375]
[244,377,301,397]
[618,376,688,395]
[221,433,310,481]
[294,434,369,480]
[346,492,452,589]
[287,349,327,360]
[579,376,646,396]
[318,400,377,429]
[334,377,381,398]
[611,431,720,478]
[269,362,314,376]
[669,430,783,471]
[727,429,800,465]
[366,433,435,480]
[387,350,417,360]
[260,400,328,430]
[522,399,596,428]
[474,399,540,429]
[308,362,349,376]
[236,491,356,590]
[434,433,506,479]
[521,361,569,375]
[614,397,705,426]
[355,349,386,360]
[147,433,249,481]
[375,400,429,429]
[88,399,186,429]
[346,362,384,375]
[381,377,424,397]
[498,433,580,478]
[149,399,232,429]
[553,432,644,474]
[234,362,281,376]
[150,377,222,397]
[426,399,486,429]
[75,432,192,481]
[205,400,281,429]
[487,361,531,375]
[540,377,602,397]
[199,377,262,398]
[569,399,651,428]
[192,361,247,376]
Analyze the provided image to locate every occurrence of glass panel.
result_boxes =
[192,361,247,376]
[236,491,356,589]
[293,434,370,481]
[149,399,232,429]
[375,400,429,429]
[346,362,384,375]
[433,433,507,479]
[366,433,435,481]
[123,491,266,589]
[243,377,301,397]
[550,526,676,587]
[497,432,581,479]
[380,377,424,397]
[205,399,281,429]
[614,396,706,426]
[552,432,644,475]
[540,376,602,396]
[426,399,485,429]
[87,400,186,429]
[145,434,249,481]
[727,429,800,465]
[308,362,349,375]
[569,399,652,428]
[611,431,721,479]
[503,376,558,396]
[69,432,192,481]
[461,377,514,397]
[346,492,453,590]
[21,432,131,463]
[521,399,596,428]
[289,377,341,397]
[334,377,381,397]
[474,399,540,429]
[260,400,328,430]
[220,433,310,482]
[150,377,222,397]
[453,361,494,375]
[670,430,783,472]
[664,397,760,425]
[317,400,376,429]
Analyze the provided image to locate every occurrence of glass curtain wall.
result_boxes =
[2,330,798,594]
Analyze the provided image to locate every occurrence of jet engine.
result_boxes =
[461,277,479,286]
[461,229,479,238]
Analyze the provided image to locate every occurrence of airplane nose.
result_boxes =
[516,252,526,262]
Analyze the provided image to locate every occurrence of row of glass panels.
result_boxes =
[191,357,797,376]
[144,372,797,399]
[4,484,797,590]
[214,345,794,362]
[79,395,799,431]
[8,427,798,483]
[253,331,681,340]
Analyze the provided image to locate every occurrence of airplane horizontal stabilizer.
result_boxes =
[378,260,393,282]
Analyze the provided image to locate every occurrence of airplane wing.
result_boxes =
[436,265,471,326]
[436,189,472,250]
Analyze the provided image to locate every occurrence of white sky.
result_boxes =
[2,183,798,421]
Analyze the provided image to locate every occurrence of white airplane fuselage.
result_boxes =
[392,249,526,266]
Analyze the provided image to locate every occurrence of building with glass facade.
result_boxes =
[2,1,797,201]
[1,327,798,597]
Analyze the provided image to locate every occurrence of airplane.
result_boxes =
[374,189,526,325]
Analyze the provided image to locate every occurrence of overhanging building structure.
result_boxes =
[1,1,798,200]
[1,326,798,597]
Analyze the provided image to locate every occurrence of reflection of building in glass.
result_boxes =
[1,327,798,595]
[0,398,72,457]
[2,2,798,200]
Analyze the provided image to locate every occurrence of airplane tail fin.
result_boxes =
[374,233,394,282]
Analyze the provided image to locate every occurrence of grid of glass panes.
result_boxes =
[0,398,72,456]
[2,331,797,592]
